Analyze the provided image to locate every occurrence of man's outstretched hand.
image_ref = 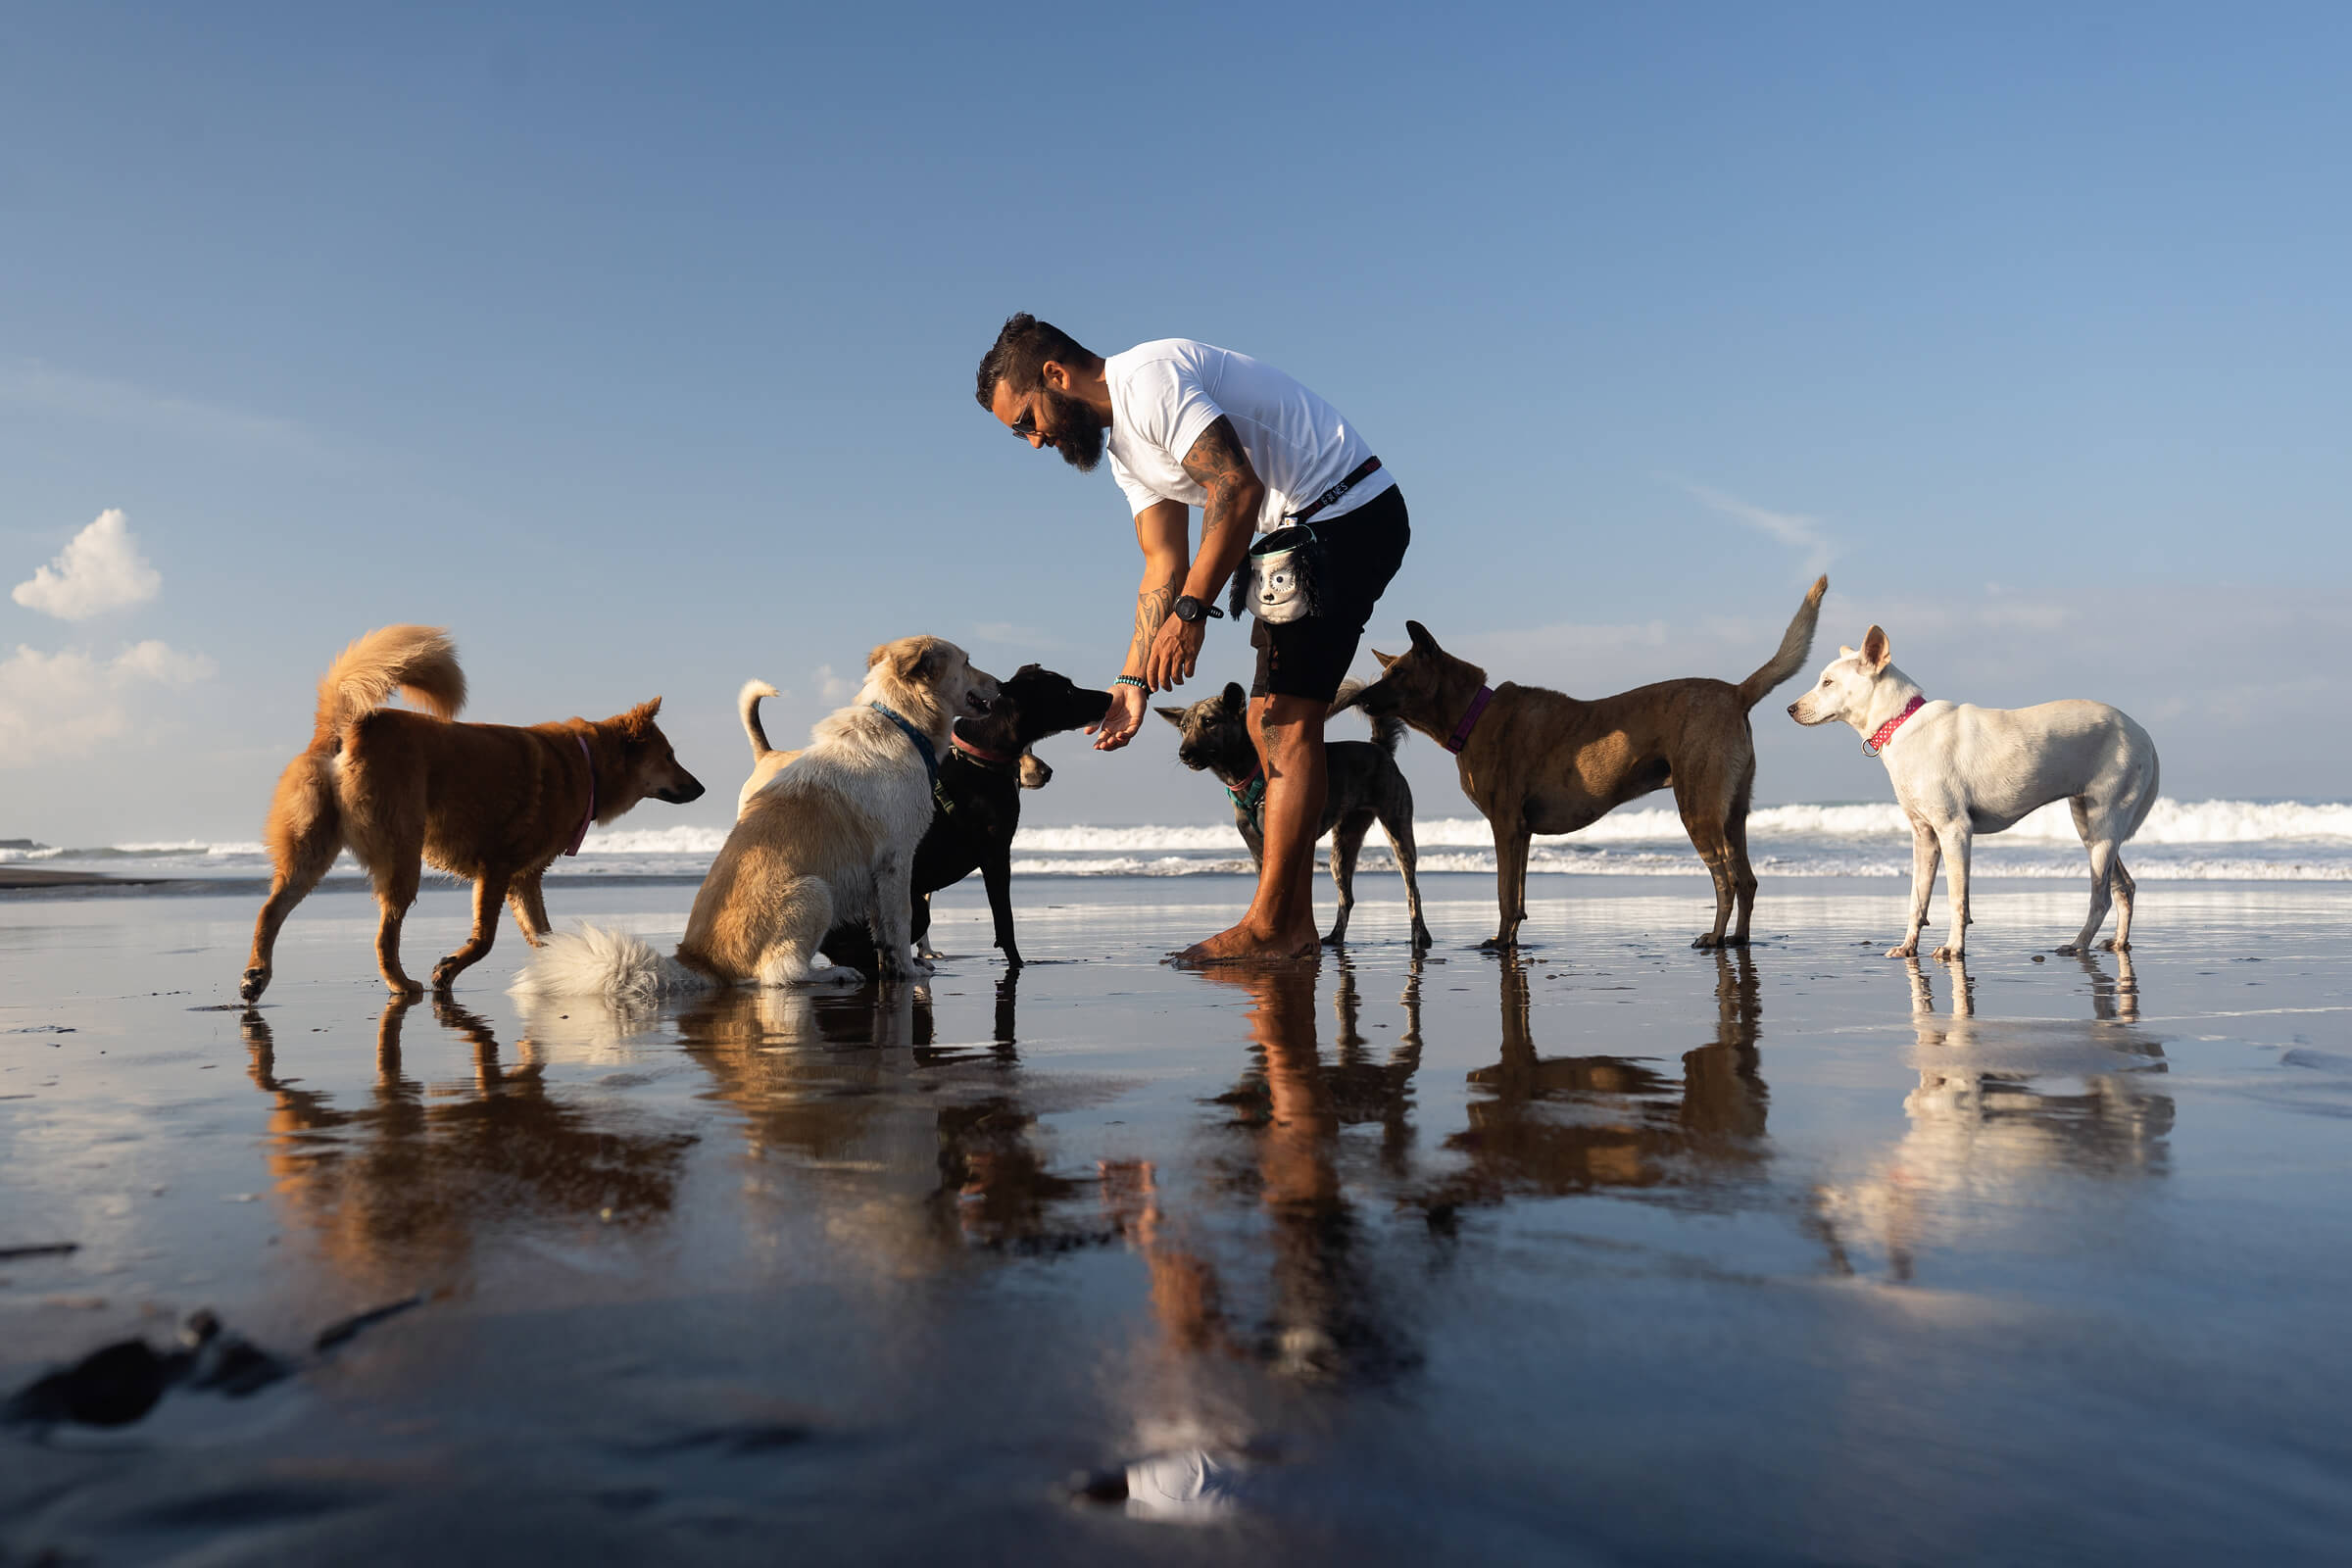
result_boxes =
[1143,616,1205,693]
[1091,682,1147,751]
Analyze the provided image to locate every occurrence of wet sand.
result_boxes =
[4,875,2349,1562]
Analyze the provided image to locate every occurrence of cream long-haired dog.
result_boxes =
[514,636,997,1002]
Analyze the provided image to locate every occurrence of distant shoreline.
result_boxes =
[0,867,159,890]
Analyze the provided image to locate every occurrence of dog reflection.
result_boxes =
[1429,950,1769,1206]
[1814,952,2173,1282]
[1110,961,1423,1388]
[240,999,693,1294]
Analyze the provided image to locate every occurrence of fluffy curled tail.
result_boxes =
[738,679,781,760]
[1736,575,1829,710]
[510,923,712,1004]
[313,625,466,750]
[1333,678,1406,756]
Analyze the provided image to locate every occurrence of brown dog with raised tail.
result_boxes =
[239,625,704,1002]
[1337,577,1826,951]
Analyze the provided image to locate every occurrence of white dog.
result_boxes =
[514,636,996,1002]
[1788,625,2159,960]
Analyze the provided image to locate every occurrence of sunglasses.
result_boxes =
[1009,408,1042,442]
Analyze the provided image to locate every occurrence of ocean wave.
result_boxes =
[15,799,2351,882]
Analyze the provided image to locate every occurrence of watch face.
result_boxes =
[1175,597,1202,622]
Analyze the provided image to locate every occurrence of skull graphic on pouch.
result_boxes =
[1245,524,1323,624]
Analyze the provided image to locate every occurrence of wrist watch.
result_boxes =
[1172,595,1223,625]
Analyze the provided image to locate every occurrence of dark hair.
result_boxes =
[974,314,1099,410]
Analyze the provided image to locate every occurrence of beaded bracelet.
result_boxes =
[1112,675,1148,692]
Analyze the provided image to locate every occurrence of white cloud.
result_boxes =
[813,663,855,703]
[0,641,217,768]
[1671,478,1835,577]
[12,510,163,620]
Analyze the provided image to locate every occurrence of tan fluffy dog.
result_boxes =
[240,625,705,1002]
[734,676,1041,817]
[1338,577,1826,951]
[515,636,997,1000]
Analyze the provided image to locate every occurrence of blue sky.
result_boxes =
[4,2,2346,845]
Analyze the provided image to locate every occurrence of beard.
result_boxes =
[1044,387,1106,472]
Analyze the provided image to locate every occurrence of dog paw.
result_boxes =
[1885,944,1918,958]
[2055,944,2081,956]
[429,962,461,991]
[387,978,424,999]
[238,967,270,1003]
[2102,938,2129,953]
[1691,933,1724,950]
[1932,946,1963,963]
[808,964,865,986]
[1002,951,1024,970]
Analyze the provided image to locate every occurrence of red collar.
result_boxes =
[564,734,597,856]
[1862,695,1926,759]
[951,731,1018,768]
[1445,686,1494,755]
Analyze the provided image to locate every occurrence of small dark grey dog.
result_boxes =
[1157,680,1433,950]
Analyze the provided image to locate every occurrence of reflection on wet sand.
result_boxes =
[1094,959,1427,1518]
[1110,961,1425,1379]
[241,1000,696,1296]
[1816,951,2174,1281]
[623,974,1106,1264]
[1428,950,1770,1207]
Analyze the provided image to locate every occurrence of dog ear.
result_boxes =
[1154,706,1186,727]
[1838,646,1856,660]
[1406,620,1440,654]
[1220,681,1248,712]
[892,639,947,683]
[618,698,663,739]
[1371,648,1397,669]
[1013,662,1045,681]
[1861,625,1890,671]
[865,642,891,670]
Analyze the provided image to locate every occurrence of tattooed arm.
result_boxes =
[1091,500,1189,751]
[1125,500,1189,680]
[1174,416,1266,612]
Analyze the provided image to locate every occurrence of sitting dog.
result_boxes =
[734,676,1051,817]
[514,635,997,1001]
[1788,624,2159,960]
[819,664,1111,974]
[1337,577,1827,951]
[1158,679,1433,950]
[240,624,705,1002]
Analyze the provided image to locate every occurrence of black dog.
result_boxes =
[822,665,1111,974]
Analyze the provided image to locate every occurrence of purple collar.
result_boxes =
[564,734,596,857]
[1445,686,1494,755]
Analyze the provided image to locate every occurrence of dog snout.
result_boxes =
[660,769,707,805]
[1787,703,1799,718]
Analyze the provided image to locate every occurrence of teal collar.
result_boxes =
[870,703,939,786]
[1224,763,1266,831]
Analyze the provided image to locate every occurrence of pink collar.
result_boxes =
[1862,695,1926,758]
[1445,686,1494,755]
[564,734,597,856]
[951,731,1017,766]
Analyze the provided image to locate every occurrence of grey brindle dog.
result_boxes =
[1158,680,1434,950]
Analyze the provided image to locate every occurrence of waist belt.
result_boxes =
[1282,456,1382,525]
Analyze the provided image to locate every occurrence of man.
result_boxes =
[974,315,1410,963]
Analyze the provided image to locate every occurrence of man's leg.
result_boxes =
[1177,695,1326,962]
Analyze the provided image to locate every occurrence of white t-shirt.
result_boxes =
[1103,339,1395,533]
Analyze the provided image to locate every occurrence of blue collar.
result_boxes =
[870,703,939,786]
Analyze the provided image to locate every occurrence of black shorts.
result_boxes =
[1250,484,1410,703]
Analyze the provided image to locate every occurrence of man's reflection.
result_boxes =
[1431,950,1770,1206]
[240,999,693,1294]
[1110,961,1421,1388]
[1815,951,2173,1282]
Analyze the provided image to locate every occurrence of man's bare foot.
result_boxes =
[1171,919,1322,967]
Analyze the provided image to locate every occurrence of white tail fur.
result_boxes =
[510,923,711,1004]
[738,678,781,759]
